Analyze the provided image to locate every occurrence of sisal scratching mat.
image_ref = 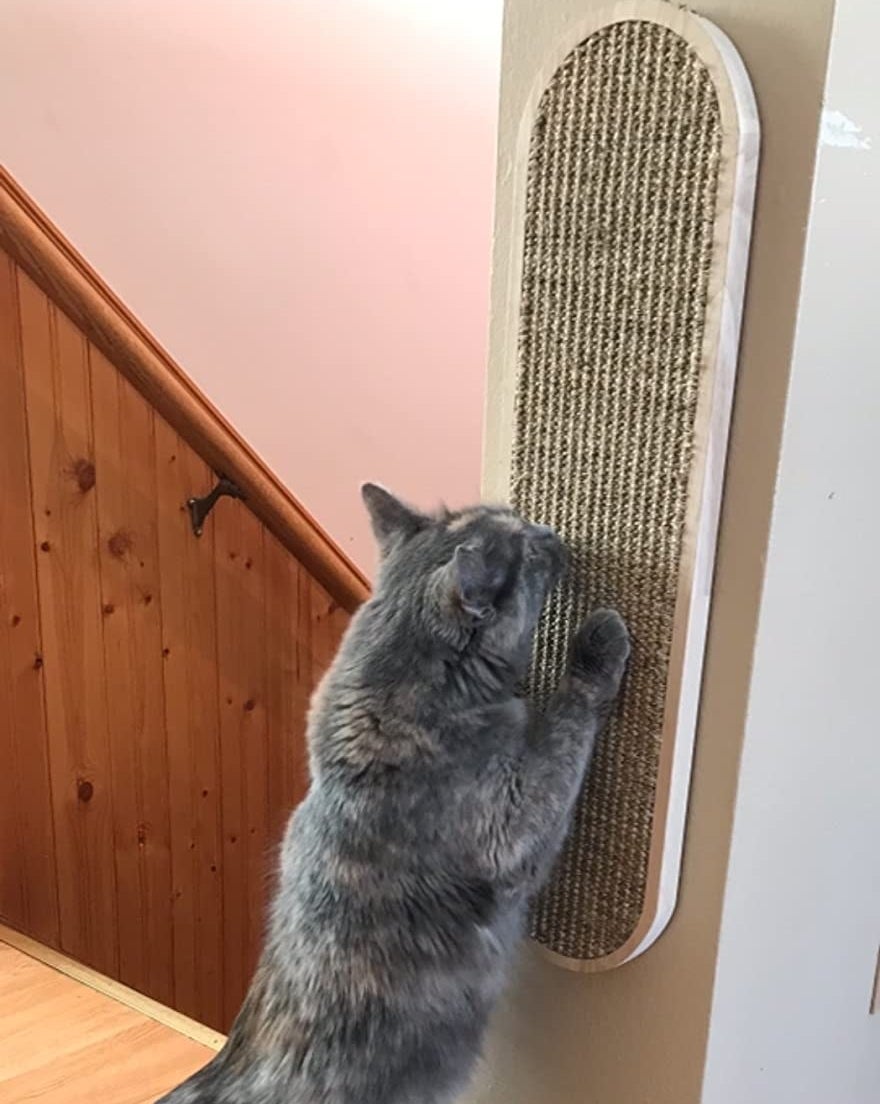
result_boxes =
[483,2,759,968]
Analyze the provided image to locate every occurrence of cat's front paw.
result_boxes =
[570,609,630,687]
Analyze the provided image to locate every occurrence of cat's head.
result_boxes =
[361,483,566,683]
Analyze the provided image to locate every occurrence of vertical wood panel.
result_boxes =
[260,543,352,926]
[0,257,58,944]
[264,538,309,851]
[308,581,349,685]
[91,351,174,1005]
[155,422,224,1029]
[18,272,118,975]
[214,502,269,1025]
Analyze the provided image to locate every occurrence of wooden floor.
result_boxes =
[0,926,223,1102]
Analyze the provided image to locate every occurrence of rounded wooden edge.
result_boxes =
[0,166,370,613]
[485,3,760,970]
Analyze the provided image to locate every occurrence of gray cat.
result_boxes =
[158,485,629,1104]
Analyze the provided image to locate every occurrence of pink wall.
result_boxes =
[0,0,502,574]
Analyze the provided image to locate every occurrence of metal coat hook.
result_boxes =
[186,476,245,537]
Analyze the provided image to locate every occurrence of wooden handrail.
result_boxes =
[0,166,370,612]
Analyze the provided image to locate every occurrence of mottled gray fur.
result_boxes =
[158,485,629,1104]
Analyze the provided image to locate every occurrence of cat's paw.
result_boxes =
[570,609,630,686]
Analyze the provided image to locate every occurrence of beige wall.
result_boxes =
[0,0,502,574]
[470,1,835,1101]
[702,0,880,1097]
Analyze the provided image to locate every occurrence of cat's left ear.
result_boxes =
[361,483,428,554]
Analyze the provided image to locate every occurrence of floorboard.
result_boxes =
[0,926,221,1103]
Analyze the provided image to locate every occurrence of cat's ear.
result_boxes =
[361,483,427,553]
[449,543,507,621]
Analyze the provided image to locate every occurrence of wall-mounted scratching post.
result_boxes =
[483,1,759,969]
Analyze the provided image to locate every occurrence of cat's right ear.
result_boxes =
[361,483,427,554]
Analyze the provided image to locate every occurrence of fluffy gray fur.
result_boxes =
[158,485,629,1104]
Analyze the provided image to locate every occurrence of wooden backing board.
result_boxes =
[482,0,759,969]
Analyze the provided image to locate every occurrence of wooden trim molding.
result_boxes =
[0,166,370,612]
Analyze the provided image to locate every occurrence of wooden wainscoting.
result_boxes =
[0,173,365,1032]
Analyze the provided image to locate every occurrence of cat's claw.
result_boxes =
[570,608,630,684]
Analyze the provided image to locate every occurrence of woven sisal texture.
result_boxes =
[511,20,722,961]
